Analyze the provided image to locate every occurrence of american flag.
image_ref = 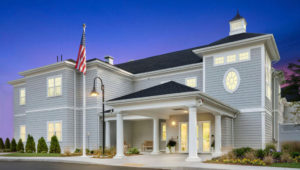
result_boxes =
[75,24,86,74]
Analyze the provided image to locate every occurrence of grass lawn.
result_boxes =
[270,163,300,168]
[0,153,61,157]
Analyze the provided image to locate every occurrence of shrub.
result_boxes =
[244,151,256,160]
[10,138,17,152]
[4,138,10,150]
[74,148,81,153]
[281,141,300,153]
[233,147,252,158]
[49,135,61,153]
[25,135,36,153]
[0,138,4,150]
[167,139,176,150]
[264,143,276,155]
[256,149,266,160]
[63,149,71,156]
[281,153,293,163]
[272,152,282,160]
[226,151,236,159]
[290,152,300,158]
[17,139,24,152]
[263,155,273,165]
[127,147,140,154]
[37,137,48,153]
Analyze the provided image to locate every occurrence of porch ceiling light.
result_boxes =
[171,121,176,126]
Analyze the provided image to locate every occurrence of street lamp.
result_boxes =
[90,76,105,155]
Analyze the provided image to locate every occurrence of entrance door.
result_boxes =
[179,122,188,152]
[197,121,211,153]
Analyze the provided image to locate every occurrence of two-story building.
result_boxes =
[8,12,285,161]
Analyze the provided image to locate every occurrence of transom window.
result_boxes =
[47,76,62,97]
[161,122,166,141]
[20,125,26,141]
[223,68,240,93]
[47,121,62,141]
[19,88,26,105]
[214,57,225,65]
[214,51,250,66]
[227,54,236,63]
[185,77,197,88]
[239,52,250,61]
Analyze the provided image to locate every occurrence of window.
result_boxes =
[266,54,272,100]
[47,121,62,141]
[223,68,240,93]
[20,125,26,141]
[19,88,26,105]
[161,122,166,141]
[227,54,236,63]
[48,76,62,97]
[185,77,197,88]
[239,52,249,61]
[214,57,224,65]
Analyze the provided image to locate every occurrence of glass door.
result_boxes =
[197,121,211,153]
[179,122,188,152]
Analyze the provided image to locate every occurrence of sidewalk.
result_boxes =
[0,154,297,170]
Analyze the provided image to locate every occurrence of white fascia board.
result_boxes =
[88,60,133,78]
[8,78,26,86]
[133,63,203,80]
[192,34,280,61]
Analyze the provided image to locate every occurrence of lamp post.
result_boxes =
[90,76,105,155]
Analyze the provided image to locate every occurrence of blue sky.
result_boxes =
[0,0,300,139]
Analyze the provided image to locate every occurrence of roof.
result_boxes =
[109,81,199,101]
[113,33,266,74]
[230,11,244,22]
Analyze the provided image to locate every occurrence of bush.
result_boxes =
[233,147,252,158]
[264,143,276,155]
[74,148,81,153]
[17,139,24,152]
[25,135,36,153]
[37,137,48,153]
[49,135,61,153]
[281,153,293,163]
[10,138,17,152]
[256,149,266,160]
[127,147,140,154]
[4,138,10,150]
[290,152,300,158]
[281,141,300,153]
[0,138,4,151]
[272,152,282,160]
[244,151,256,160]
[263,155,274,165]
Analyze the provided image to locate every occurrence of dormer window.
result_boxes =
[229,11,247,35]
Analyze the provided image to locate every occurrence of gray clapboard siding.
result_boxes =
[13,86,26,115]
[222,117,233,147]
[14,116,26,141]
[265,113,272,144]
[134,69,203,92]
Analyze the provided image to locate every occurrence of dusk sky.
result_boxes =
[0,0,299,139]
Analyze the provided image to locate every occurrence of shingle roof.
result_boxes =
[230,11,244,22]
[109,81,199,101]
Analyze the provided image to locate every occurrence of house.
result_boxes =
[8,12,286,161]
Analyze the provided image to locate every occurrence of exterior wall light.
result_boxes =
[171,121,176,126]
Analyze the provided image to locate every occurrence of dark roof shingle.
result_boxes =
[109,81,199,101]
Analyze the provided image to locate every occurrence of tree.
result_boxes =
[17,139,24,152]
[0,138,4,150]
[25,135,36,153]
[49,136,61,153]
[37,137,48,153]
[282,59,300,123]
[10,138,17,152]
[4,138,10,150]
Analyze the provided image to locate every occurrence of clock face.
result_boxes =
[224,68,240,93]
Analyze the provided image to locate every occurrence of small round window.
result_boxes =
[223,68,240,93]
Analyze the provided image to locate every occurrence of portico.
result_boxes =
[105,82,239,161]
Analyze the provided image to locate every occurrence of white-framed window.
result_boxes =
[227,54,236,63]
[214,56,225,65]
[47,121,62,142]
[47,75,62,97]
[185,77,197,88]
[223,68,240,93]
[161,122,167,141]
[19,88,26,105]
[20,125,26,142]
[239,52,250,61]
[265,54,272,100]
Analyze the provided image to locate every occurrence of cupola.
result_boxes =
[229,11,247,35]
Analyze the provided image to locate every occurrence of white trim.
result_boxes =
[47,120,63,142]
[223,68,240,93]
[261,112,266,149]
[73,70,77,150]
[261,45,266,108]
[22,67,74,79]
[203,57,205,92]
[25,106,112,113]
[14,114,26,117]
[47,74,62,98]
[185,77,197,88]
[239,107,272,116]
[105,115,152,121]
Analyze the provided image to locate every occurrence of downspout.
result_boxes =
[73,70,77,151]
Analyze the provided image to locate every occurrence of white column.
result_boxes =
[114,112,125,159]
[186,106,201,162]
[82,75,87,157]
[214,114,222,157]
[151,117,160,154]
[105,121,111,149]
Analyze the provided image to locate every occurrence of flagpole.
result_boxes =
[82,23,87,157]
